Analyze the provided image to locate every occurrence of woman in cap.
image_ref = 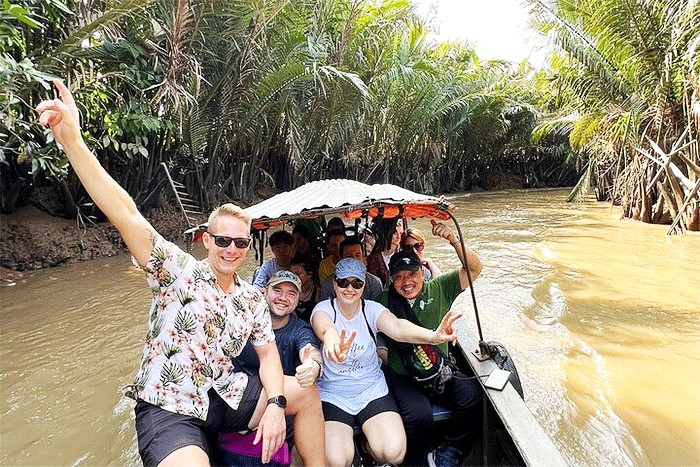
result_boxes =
[310,258,461,467]
[401,227,442,280]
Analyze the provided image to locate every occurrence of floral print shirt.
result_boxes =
[124,236,274,420]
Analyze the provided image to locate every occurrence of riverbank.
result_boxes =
[0,202,198,273]
[0,173,536,273]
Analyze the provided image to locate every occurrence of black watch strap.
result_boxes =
[266,395,287,409]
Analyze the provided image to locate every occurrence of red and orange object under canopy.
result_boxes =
[185,179,456,243]
[246,179,455,230]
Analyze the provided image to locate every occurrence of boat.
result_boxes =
[184,179,567,466]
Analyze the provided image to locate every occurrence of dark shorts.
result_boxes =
[134,376,263,466]
[322,393,399,428]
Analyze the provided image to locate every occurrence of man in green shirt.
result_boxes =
[375,220,483,467]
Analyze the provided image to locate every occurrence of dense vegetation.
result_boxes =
[528,0,699,232]
[1,0,575,221]
[1,0,697,232]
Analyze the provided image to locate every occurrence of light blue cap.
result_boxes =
[334,258,366,281]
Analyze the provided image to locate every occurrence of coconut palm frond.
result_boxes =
[566,160,593,202]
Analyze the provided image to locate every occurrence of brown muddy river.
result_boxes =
[1,188,698,466]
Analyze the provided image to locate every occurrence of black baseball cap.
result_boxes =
[389,250,422,275]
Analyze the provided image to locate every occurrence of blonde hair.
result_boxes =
[404,227,426,244]
[208,203,251,230]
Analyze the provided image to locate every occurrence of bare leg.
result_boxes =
[249,375,325,466]
[362,411,406,465]
[324,421,355,467]
[157,445,209,467]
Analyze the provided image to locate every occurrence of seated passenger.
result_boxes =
[310,259,462,467]
[366,218,403,287]
[291,224,321,266]
[326,216,347,235]
[320,236,383,300]
[253,230,294,289]
[375,220,483,467]
[221,270,323,466]
[317,229,346,283]
[401,227,442,280]
[289,256,321,323]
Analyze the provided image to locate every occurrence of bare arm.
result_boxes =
[253,341,286,463]
[376,309,462,345]
[423,257,442,278]
[430,220,482,290]
[36,80,156,266]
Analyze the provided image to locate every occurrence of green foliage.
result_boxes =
[4,0,580,218]
[526,0,700,201]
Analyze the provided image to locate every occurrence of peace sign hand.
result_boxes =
[325,329,356,364]
[432,310,462,345]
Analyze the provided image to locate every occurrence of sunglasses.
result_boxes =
[402,242,425,252]
[334,277,365,289]
[209,233,252,249]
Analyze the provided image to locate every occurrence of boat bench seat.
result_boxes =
[353,403,452,434]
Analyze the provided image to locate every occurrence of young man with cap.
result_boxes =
[375,220,483,467]
[221,270,324,465]
[311,258,464,467]
[233,270,324,386]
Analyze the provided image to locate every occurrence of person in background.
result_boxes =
[36,80,325,467]
[253,230,294,289]
[361,225,376,254]
[320,237,382,300]
[366,218,404,287]
[290,224,320,267]
[401,227,442,280]
[317,229,346,283]
[375,220,483,467]
[289,256,321,323]
[310,258,463,467]
[220,270,324,466]
[326,216,346,235]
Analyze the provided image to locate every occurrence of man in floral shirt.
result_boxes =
[37,80,325,467]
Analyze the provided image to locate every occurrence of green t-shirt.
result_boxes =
[375,269,463,375]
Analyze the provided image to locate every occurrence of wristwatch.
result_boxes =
[267,395,288,409]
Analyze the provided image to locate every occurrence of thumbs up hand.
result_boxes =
[295,343,322,387]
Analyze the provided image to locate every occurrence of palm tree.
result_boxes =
[527,0,700,232]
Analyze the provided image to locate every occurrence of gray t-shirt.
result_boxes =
[311,299,388,414]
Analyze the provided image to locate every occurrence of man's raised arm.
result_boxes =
[36,79,156,266]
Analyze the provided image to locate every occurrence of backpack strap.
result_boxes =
[330,298,337,323]
[360,299,376,343]
[329,298,375,343]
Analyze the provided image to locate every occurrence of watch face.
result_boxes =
[268,395,287,408]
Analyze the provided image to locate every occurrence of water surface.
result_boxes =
[1,188,698,466]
